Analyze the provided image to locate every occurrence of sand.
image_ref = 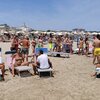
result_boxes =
[0,42,100,100]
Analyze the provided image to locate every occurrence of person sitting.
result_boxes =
[19,36,30,62]
[11,48,29,77]
[32,50,52,75]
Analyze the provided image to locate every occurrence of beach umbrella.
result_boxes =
[98,33,100,35]
[43,32,47,34]
[57,32,62,35]
[92,32,98,35]
[34,31,39,34]
[3,31,9,34]
[52,32,56,35]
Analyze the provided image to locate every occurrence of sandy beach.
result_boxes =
[0,42,100,100]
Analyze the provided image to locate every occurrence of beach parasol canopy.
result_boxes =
[92,32,98,35]
[16,31,25,35]
[98,33,100,35]
[3,31,9,34]
[34,31,39,34]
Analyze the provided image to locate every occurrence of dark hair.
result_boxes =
[39,49,43,54]
[17,48,21,53]
[96,34,100,40]
[80,37,83,40]
[50,33,53,38]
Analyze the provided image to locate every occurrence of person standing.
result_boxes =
[10,35,19,52]
[78,37,84,55]
[69,37,73,54]
[31,38,36,53]
[19,36,30,61]
[85,37,89,57]
[92,34,100,64]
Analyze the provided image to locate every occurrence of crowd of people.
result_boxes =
[0,33,100,80]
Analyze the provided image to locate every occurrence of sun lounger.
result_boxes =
[37,68,53,77]
[48,51,69,58]
[15,66,33,76]
[73,47,93,54]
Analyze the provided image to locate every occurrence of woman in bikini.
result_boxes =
[31,38,36,53]
[12,48,29,77]
[78,37,84,55]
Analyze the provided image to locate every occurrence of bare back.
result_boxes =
[21,39,30,48]
[93,39,100,48]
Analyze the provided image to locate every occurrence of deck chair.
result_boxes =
[5,51,33,77]
[35,48,53,77]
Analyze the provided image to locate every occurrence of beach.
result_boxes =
[0,42,100,100]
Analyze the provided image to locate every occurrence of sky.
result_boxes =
[0,0,100,31]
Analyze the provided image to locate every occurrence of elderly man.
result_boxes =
[32,50,52,75]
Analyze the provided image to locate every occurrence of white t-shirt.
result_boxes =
[37,54,49,69]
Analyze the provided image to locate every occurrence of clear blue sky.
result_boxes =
[0,0,100,31]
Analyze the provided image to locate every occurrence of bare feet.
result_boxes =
[91,73,97,77]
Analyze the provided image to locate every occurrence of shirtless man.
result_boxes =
[53,36,57,51]
[56,36,62,52]
[10,35,19,52]
[93,34,100,64]
[69,37,73,54]
[12,48,29,77]
[31,38,36,53]
[78,37,84,55]
[85,37,89,57]
[19,36,30,61]
[38,36,43,48]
